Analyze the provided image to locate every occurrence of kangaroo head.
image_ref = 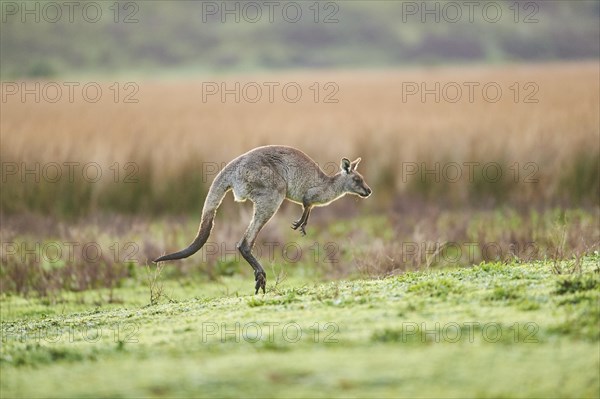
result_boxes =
[340,157,372,198]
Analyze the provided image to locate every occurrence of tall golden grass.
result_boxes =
[1,62,598,215]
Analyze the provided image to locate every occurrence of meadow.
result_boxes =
[1,62,599,397]
[1,257,599,397]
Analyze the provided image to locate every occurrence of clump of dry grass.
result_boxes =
[353,208,599,279]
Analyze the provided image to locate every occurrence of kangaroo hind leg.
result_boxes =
[237,193,284,294]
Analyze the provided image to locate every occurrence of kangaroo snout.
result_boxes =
[361,187,372,198]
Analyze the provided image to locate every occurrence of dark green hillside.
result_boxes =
[1,1,598,78]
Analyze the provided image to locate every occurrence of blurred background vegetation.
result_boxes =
[1,1,599,79]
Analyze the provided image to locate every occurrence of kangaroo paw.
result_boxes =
[292,220,307,235]
[254,271,266,294]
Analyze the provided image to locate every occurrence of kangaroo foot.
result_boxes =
[291,220,307,236]
[254,270,266,294]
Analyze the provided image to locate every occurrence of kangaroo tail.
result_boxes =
[154,172,230,263]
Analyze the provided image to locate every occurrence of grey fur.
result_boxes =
[154,145,372,293]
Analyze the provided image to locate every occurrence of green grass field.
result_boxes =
[1,255,598,398]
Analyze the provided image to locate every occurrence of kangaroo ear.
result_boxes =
[350,157,362,171]
[341,158,351,173]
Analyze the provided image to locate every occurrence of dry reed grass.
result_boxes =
[1,62,598,215]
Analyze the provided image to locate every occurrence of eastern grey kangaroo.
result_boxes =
[154,145,372,294]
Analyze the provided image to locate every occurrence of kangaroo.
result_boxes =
[154,145,372,294]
